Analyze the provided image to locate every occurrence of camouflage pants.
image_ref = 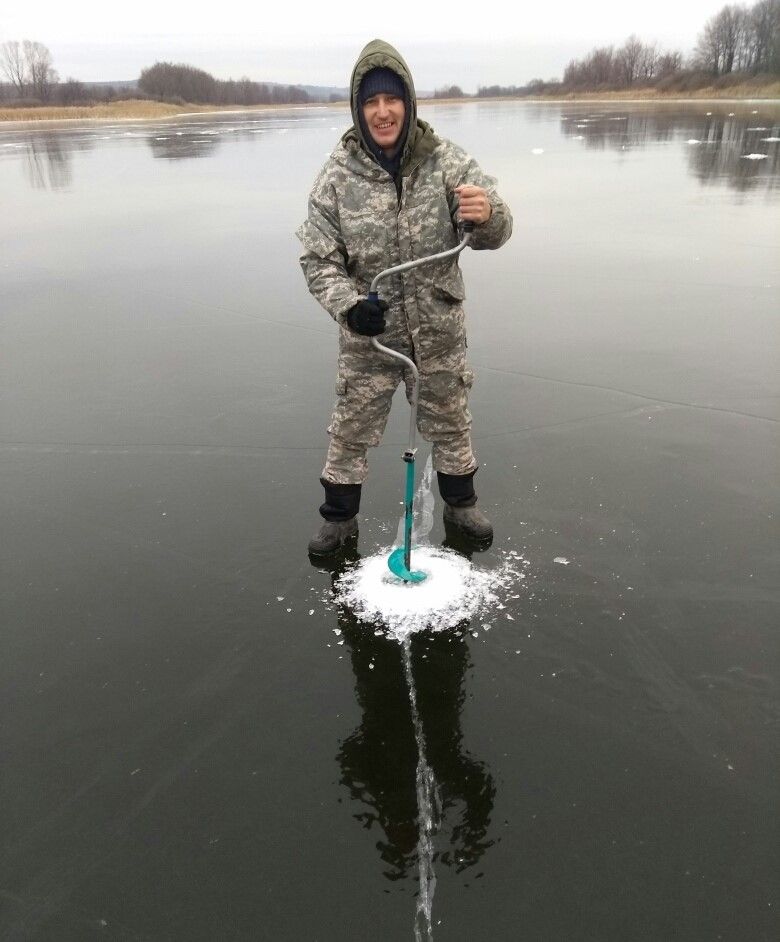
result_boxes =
[322,343,477,485]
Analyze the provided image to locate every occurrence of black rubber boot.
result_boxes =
[308,480,361,556]
[308,518,359,556]
[437,470,478,508]
[443,504,493,541]
[438,470,493,543]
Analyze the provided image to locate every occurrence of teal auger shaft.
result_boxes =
[368,222,474,583]
[404,457,415,573]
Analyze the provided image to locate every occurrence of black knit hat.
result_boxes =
[359,67,406,104]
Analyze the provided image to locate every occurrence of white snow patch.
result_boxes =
[761,136,780,142]
[334,546,522,640]
[531,148,544,155]
[553,556,570,566]
[741,153,768,160]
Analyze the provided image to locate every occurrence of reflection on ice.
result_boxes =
[334,598,498,940]
[560,104,780,190]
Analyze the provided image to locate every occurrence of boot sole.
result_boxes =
[307,535,357,558]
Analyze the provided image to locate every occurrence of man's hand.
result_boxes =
[346,298,388,336]
[455,184,492,225]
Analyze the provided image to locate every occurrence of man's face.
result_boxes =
[362,92,405,153]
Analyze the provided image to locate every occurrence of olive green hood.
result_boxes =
[342,38,437,175]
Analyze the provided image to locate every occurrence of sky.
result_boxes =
[1,1,735,88]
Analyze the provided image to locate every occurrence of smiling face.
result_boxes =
[361,92,406,154]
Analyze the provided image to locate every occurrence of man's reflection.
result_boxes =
[315,539,496,882]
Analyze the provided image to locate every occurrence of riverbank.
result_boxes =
[426,80,780,105]
[0,98,314,123]
[2,82,779,123]
[524,80,780,102]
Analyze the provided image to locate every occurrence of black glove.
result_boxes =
[346,298,388,336]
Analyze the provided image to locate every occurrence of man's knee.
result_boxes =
[322,436,369,484]
[431,436,477,477]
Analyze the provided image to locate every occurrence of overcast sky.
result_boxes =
[2,1,733,88]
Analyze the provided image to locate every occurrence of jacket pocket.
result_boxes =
[296,219,340,259]
[431,267,466,302]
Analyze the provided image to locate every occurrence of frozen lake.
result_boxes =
[1,100,779,940]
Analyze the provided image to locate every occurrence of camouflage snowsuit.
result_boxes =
[296,40,512,485]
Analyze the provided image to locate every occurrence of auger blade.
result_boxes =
[387,547,427,583]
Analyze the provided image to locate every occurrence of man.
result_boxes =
[297,39,512,556]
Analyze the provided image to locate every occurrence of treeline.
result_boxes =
[475,84,542,98]
[691,0,779,74]
[0,45,312,108]
[477,0,779,97]
[432,85,466,99]
[562,41,684,89]
[1,39,140,106]
[3,1,778,110]
[561,0,778,92]
[137,62,311,106]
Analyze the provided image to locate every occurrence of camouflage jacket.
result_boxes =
[296,39,512,365]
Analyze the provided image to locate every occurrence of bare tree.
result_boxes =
[639,42,660,81]
[589,46,617,85]
[694,4,749,74]
[694,14,726,73]
[746,0,780,72]
[723,5,749,71]
[655,50,684,78]
[615,35,645,86]
[563,45,616,87]
[23,40,57,100]
[1,40,27,94]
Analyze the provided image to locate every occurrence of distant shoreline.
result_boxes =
[2,85,779,124]
[0,99,317,124]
